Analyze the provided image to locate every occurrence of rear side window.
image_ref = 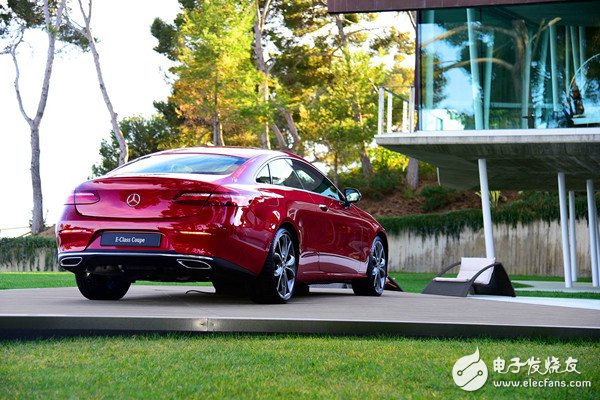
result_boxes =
[256,165,270,184]
[292,160,341,200]
[111,154,248,176]
[268,159,303,189]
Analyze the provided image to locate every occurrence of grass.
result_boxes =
[0,272,209,290]
[387,272,599,299]
[1,334,598,399]
[1,272,598,299]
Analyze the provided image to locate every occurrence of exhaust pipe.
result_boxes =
[60,257,83,267]
[177,259,212,270]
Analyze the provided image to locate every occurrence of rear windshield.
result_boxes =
[111,153,248,176]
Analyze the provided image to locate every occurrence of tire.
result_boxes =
[75,272,131,300]
[352,236,387,296]
[251,228,297,304]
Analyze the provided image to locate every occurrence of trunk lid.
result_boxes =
[75,175,221,219]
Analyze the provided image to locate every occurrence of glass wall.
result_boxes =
[419,2,600,131]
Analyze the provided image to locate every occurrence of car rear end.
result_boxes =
[56,151,271,284]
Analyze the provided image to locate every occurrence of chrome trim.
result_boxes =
[59,257,83,267]
[58,251,214,261]
[176,259,212,270]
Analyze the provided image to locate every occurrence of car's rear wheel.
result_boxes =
[352,237,386,296]
[75,272,131,300]
[251,228,297,304]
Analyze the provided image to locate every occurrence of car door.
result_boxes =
[291,160,369,275]
[254,158,322,276]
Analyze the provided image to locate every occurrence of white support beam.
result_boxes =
[484,34,494,129]
[387,91,393,133]
[588,179,599,287]
[521,34,532,129]
[478,159,494,258]
[467,8,484,130]
[568,191,577,282]
[409,86,415,133]
[378,87,384,136]
[558,173,573,288]
[423,10,435,131]
[549,24,560,112]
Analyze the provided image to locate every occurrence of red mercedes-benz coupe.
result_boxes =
[56,147,389,303]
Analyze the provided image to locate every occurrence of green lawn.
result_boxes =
[0,272,209,290]
[387,271,600,299]
[1,272,598,299]
[1,334,598,399]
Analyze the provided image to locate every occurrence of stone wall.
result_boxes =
[387,219,593,277]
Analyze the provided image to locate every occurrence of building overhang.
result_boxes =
[375,128,600,191]
[327,0,567,13]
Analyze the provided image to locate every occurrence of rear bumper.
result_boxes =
[58,250,256,282]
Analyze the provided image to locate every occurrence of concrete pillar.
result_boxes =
[478,159,494,258]
[558,173,572,288]
[588,179,599,287]
[568,191,577,281]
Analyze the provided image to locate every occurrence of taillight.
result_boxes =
[65,190,100,205]
[174,192,254,207]
[174,192,212,205]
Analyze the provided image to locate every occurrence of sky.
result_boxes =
[0,1,181,236]
[0,2,413,237]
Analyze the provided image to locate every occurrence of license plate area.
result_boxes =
[100,232,162,247]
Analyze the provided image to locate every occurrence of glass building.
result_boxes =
[419,2,600,131]
[328,0,600,288]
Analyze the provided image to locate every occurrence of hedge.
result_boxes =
[0,236,57,268]
[377,192,600,238]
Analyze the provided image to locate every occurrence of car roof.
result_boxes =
[160,146,301,160]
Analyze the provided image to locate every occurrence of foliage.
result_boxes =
[420,185,456,212]
[338,168,401,200]
[147,1,415,175]
[153,0,260,146]
[301,51,385,176]
[91,115,196,177]
[0,236,56,270]
[378,192,600,238]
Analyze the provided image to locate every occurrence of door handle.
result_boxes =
[319,204,329,211]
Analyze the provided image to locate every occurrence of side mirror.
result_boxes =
[343,187,362,205]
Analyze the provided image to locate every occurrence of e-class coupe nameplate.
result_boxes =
[100,232,161,247]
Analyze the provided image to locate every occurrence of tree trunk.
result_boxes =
[406,157,419,190]
[30,126,44,233]
[333,152,339,187]
[77,0,128,165]
[278,107,300,150]
[253,1,271,149]
[359,145,373,178]
[270,123,287,149]
[10,0,67,233]
[213,111,224,146]
[212,77,224,146]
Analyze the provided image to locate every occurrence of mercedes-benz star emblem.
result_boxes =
[126,193,141,207]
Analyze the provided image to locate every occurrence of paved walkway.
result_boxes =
[1,286,599,339]
[470,295,600,311]
[514,280,600,293]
